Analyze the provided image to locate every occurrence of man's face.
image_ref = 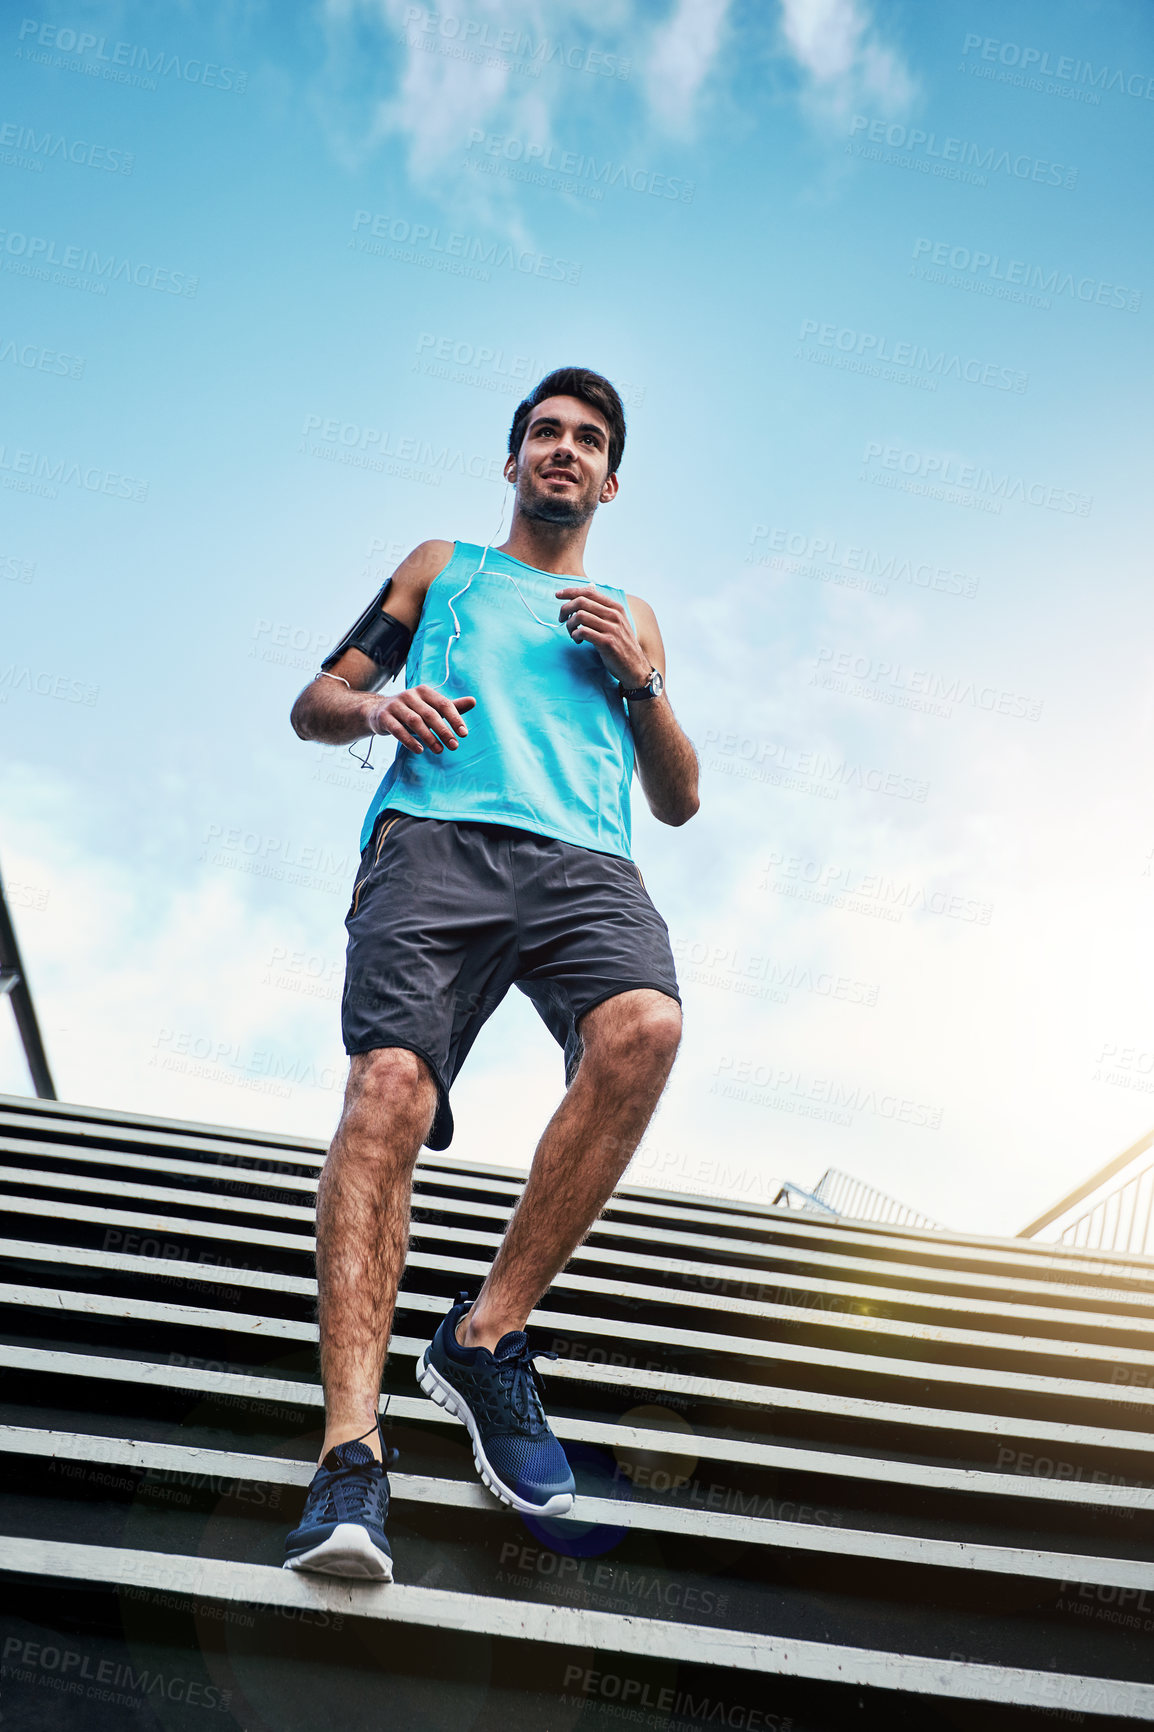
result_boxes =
[506,394,618,526]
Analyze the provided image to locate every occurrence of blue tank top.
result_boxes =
[359,542,637,859]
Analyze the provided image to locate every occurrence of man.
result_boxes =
[283,367,699,1579]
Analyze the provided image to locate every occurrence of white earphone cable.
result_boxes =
[425,487,584,690]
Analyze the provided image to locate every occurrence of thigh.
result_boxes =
[341,812,520,1146]
[511,834,680,1085]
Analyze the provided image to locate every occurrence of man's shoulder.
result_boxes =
[400,539,457,586]
[382,540,457,627]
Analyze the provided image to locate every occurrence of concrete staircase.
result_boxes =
[2,1091,1154,1728]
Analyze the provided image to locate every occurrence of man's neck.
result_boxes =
[497,511,593,577]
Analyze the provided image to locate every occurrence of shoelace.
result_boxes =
[496,1344,558,1430]
[314,1444,399,1523]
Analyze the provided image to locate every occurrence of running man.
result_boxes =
[283,367,699,1579]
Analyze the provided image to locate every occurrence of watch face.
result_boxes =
[650,670,664,696]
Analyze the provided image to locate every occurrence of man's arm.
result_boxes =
[556,585,699,827]
[290,540,475,756]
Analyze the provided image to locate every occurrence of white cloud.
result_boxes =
[313,0,730,207]
[367,0,541,185]
[645,0,731,134]
[0,765,349,1142]
[779,0,915,124]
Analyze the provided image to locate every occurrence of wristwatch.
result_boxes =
[619,667,664,702]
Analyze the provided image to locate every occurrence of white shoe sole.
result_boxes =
[417,1348,575,1517]
[283,1522,393,1580]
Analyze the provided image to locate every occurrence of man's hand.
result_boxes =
[556,586,652,688]
[368,685,476,755]
[558,586,699,826]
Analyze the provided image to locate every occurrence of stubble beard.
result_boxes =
[517,474,599,528]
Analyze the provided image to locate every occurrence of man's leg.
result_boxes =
[457,988,682,1349]
[315,1046,437,1461]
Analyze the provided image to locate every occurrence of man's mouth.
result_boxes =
[541,469,577,484]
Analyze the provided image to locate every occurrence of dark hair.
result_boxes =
[508,367,626,477]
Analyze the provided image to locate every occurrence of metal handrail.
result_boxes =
[0,856,55,1099]
[774,1167,940,1230]
[1053,1157,1154,1258]
[1019,1125,1154,1239]
[771,1179,839,1215]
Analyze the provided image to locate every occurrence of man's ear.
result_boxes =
[599,472,620,504]
[504,457,517,484]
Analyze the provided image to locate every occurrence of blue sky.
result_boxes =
[2,0,1152,1235]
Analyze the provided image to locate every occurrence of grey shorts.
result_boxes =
[341,809,680,1149]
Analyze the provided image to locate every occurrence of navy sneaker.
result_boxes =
[417,1293,575,1517]
[283,1423,394,1580]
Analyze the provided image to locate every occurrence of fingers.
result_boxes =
[557,590,619,622]
[558,593,627,639]
[567,617,612,645]
[390,713,427,753]
[562,601,623,645]
[414,685,475,738]
[402,701,458,754]
[384,687,477,753]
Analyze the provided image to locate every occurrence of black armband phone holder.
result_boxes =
[320,579,414,691]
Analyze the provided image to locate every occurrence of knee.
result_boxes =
[346,1047,436,1120]
[586,995,682,1076]
[638,1000,683,1069]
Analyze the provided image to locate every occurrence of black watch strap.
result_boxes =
[620,667,663,701]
